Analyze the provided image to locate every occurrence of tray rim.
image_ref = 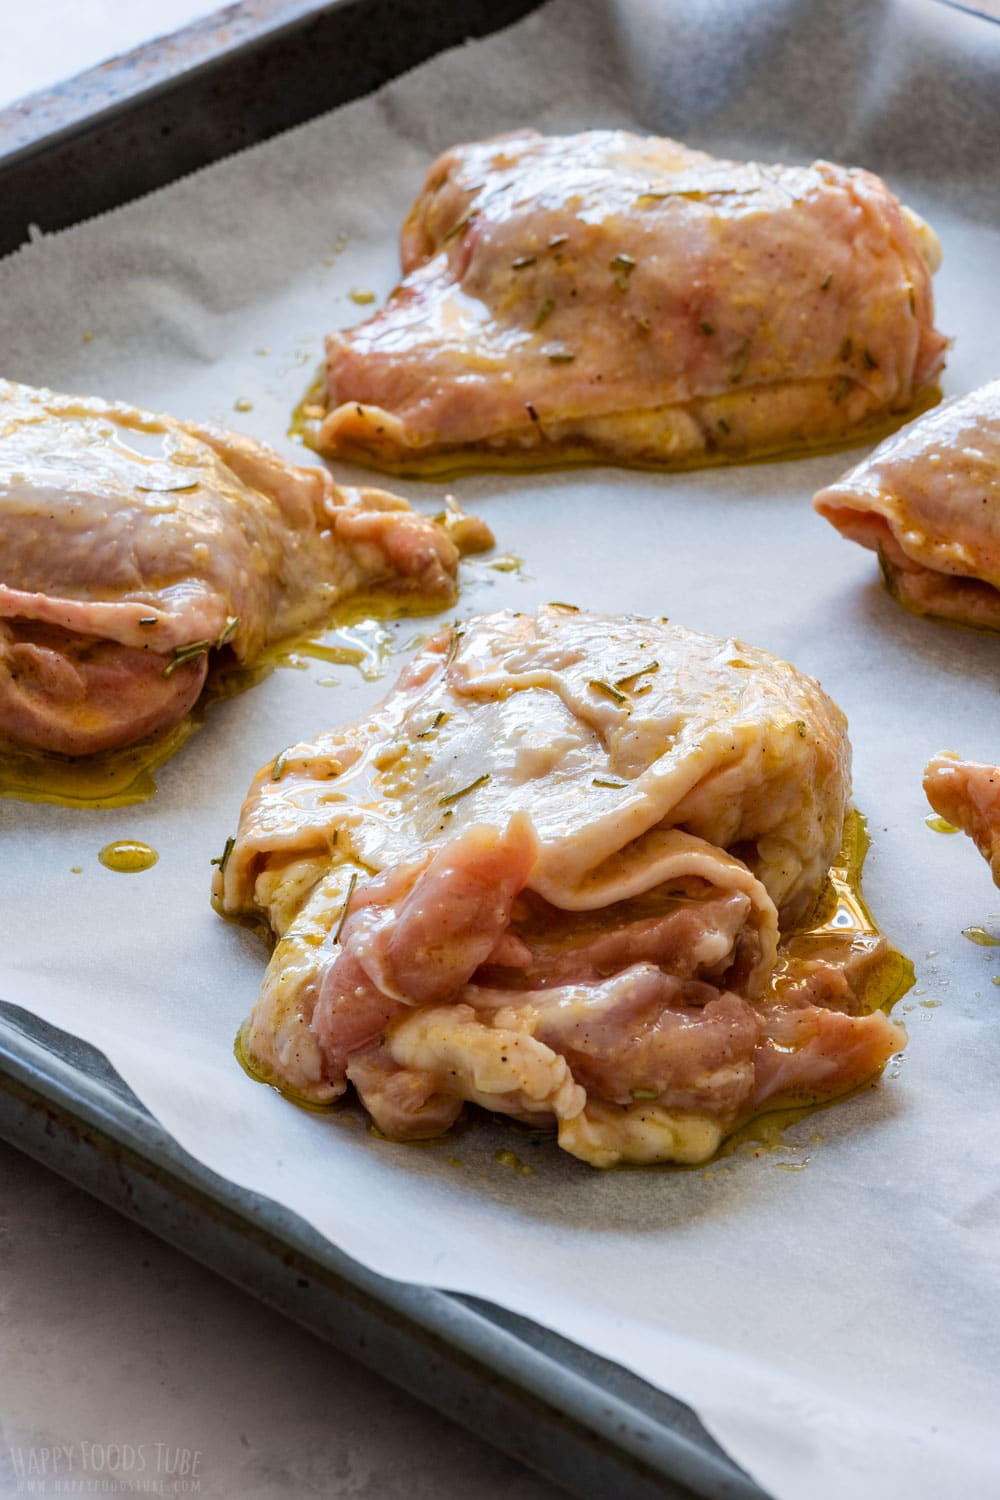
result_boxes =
[14,0,997,1488]
[0,14,763,1489]
[0,999,767,1500]
[0,0,544,256]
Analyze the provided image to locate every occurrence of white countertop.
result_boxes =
[0,0,222,106]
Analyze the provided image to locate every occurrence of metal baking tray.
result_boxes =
[0,4,767,1496]
[0,1001,764,1500]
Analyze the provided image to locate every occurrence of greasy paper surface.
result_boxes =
[2,2,1000,1496]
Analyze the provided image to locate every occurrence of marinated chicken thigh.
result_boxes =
[925,752,1000,886]
[218,607,907,1167]
[815,379,1000,627]
[0,380,488,757]
[318,130,946,473]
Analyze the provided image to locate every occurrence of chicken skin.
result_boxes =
[0,380,489,758]
[318,130,946,474]
[217,607,907,1168]
[815,379,1000,628]
[925,753,1000,886]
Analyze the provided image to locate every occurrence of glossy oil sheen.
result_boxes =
[98,839,159,873]
[292,366,941,482]
[0,658,264,810]
[235,807,914,1161]
[0,599,448,810]
[773,807,915,1018]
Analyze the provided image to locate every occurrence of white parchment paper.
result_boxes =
[2,2,1000,1495]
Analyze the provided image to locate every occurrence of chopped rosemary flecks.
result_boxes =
[534,297,555,328]
[840,336,853,362]
[630,1087,659,1100]
[729,339,751,383]
[588,677,628,707]
[161,639,211,678]
[699,320,715,335]
[438,773,491,807]
[525,402,540,423]
[834,377,851,405]
[548,601,579,611]
[215,615,239,650]
[794,720,807,739]
[636,316,652,335]
[418,710,448,739]
[332,872,358,946]
[548,233,568,249]
[138,616,158,626]
[615,659,659,688]
[271,748,291,782]
[593,777,628,789]
[547,350,575,364]
[862,349,878,370]
[820,273,833,291]
[908,289,917,315]
[717,418,731,435]
[610,253,636,272]
[512,255,536,270]
[445,626,463,669]
[443,213,473,243]
[210,835,235,873]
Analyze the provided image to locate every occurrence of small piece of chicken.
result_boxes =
[924,753,1000,886]
[218,608,907,1168]
[814,379,1000,627]
[0,380,490,757]
[318,129,946,474]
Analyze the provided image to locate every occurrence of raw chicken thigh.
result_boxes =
[815,379,1000,628]
[0,380,488,757]
[217,607,907,1167]
[318,130,946,473]
[925,753,1000,886]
